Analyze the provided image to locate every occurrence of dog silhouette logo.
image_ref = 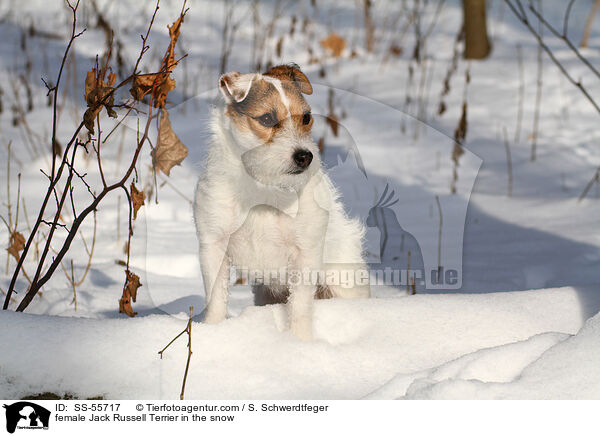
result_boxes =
[3,402,50,433]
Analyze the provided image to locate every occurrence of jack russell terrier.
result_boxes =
[194,64,370,340]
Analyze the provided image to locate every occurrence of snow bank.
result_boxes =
[386,312,600,400]
[0,287,597,399]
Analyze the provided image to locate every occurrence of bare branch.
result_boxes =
[504,0,600,114]
[4,0,189,312]
[579,167,600,202]
[158,306,194,400]
[527,2,600,79]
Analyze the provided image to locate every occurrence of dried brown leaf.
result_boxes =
[119,269,142,317]
[454,102,468,145]
[438,101,447,116]
[152,109,188,176]
[7,231,25,260]
[83,67,117,133]
[52,138,62,157]
[130,73,176,109]
[153,75,176,109]
[317,137,324,153]
[119,294,135,317]
[84,69,97,102]
[130,74,152,101]
[107,72,116,87]
[320,33,346,57]
[389,44,403,57]
[125,270,141,302]
[84,68,116,103]
[326,113,339,137]
[130,11,186,108]
[83,107,99,133]
[166,13,185,70]
[130,182,145,220]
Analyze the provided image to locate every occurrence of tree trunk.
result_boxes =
[364,0,374,52]
[463,0,491,59]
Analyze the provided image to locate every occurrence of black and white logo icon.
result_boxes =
[3,402,50,433]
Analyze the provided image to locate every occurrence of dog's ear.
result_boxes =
[219,72,255,103]
[264,64,313,95]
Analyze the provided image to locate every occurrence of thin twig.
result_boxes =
[514,44,524,144]
[70,259,77,311]
[5,141,12,275]
[435,195,442,281]
[579,166,600,202]
[502,126,513,197]
[121,185,133,270]
[504,0,600,114]
[117,195,121,244]
[158,174,193,205]
[58,208,96,288]
[531,0,543,162]
[158,306,194,400]
[527,1,600,79]
[180,306,193,400]
[51,0,85,178]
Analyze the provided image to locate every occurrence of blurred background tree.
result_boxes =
[463,0,491,59]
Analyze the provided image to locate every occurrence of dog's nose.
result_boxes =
[293,149,313,169]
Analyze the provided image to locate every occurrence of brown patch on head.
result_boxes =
[276,79,314,135]
[223,66,314,144]
[264,63,313,95]
[226,77,286,143]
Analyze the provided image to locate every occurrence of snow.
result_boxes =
[0,0,599,399]
[0,287,598,400]
[385,311,600,400]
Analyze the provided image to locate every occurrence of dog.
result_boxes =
[193,64,370,340]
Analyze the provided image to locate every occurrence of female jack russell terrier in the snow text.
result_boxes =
[194,64,370,340]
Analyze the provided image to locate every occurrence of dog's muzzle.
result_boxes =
[291,149,313,174]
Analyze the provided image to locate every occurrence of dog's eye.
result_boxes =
[302,111,311,125]
[256,113,278,128]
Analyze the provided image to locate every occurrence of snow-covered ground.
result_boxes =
[0,0,599,399]
[1,287,599,399]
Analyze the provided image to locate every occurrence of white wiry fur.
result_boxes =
[193,74,370,341]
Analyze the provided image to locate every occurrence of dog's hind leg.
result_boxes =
[330,283,371,298]
[323,263,371,299]
[315,284,334,299]
[252,284,290,306]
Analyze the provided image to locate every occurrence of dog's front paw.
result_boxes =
[291,322,313,341]
[203,308,226,324]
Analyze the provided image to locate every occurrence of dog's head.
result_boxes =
[218,63,318,189]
